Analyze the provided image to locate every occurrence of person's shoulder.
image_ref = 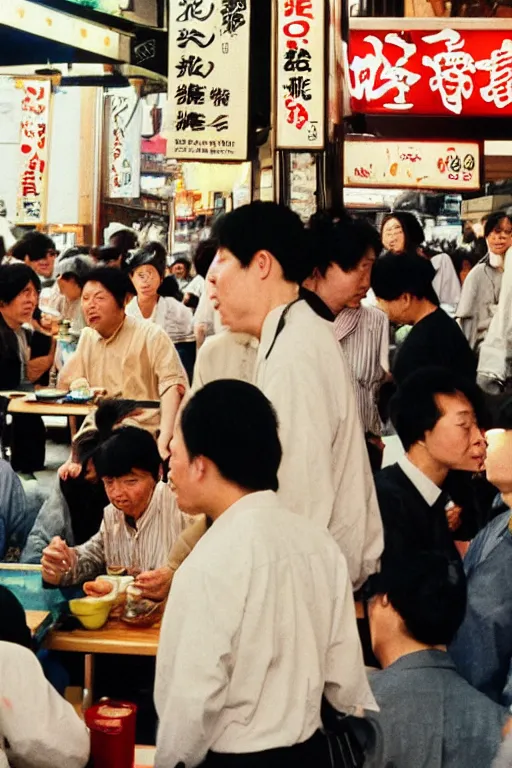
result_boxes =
[374,463,404,489]
[0,639,36,668]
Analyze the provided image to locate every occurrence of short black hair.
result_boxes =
[484,211,512,239]
[371,253,439,306]
[309,212,382,277]
[109,228,139,255]
[0,263,41,304]
[193,239,218,278]
[11,231,56,263]
[370,552,467,646]
[390,366,483,451]
[93,427,161,482]
[83,266,135,309]
[450,248,476,280]
[381,211,425,251]
[172,256,192,275]
[180,380,282,492]
[123,242,167,280]
[72,399,140,466]
[215,201,311,284]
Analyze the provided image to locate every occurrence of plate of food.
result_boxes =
[34,388,68,402]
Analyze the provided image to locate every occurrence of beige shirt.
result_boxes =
[59,315,187,434]
[191,331,259,393]
[255,301,383,590]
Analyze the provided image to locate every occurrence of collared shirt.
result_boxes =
[334,305,389,436]
[366,650,506,768]
[62,481,192,585]
[126,296,194,343]
[154,491,377,768]
[398,455,442,507]
[191,330,259,393]
[254,300,383,589]
[0,641,89,768]
[58,315,187,434]
[478,246,512,383]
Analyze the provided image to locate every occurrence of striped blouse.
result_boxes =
[334,305,389,436]
[62,482,192,585]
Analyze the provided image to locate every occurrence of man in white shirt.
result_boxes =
[0,640,89,768]
[208,202,383,589]
[155,380,376,768]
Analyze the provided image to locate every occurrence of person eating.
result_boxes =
[58,266,187,459]
[41,423,194,601]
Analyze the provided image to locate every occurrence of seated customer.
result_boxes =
[0,263,55,472]
[54,250,93,334]
[0,640,89,768]
[155,380,376,767]
[371,253,477,385]
[21,399,139,564]
[0,459,41,560]
[375,368,487,569]
[365,552,506,768]
[41,424,193,601]
[58,267,187,459]
[450,398,512,706]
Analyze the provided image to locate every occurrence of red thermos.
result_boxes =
[85,699,137,768]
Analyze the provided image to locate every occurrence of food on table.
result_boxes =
[122,585,163,627]
[69,596,114,630]
[83,579,114,598]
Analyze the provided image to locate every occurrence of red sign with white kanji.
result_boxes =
[347,29,512,117]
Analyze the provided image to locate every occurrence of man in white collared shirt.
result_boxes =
[208,202,383,590]
[374,368,487,570]
[155,380,377,768]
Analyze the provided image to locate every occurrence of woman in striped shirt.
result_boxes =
[41,425,195,602]
[306,214,390,440]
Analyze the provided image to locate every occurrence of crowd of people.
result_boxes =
[1,203,512,766]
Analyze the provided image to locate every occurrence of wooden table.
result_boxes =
[45,619,160,709]
[7,395,94,418]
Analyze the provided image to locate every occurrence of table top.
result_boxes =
[45,618,160,656]
[7,395,95,417]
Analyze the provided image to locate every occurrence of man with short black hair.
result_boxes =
[209,202,383,589]
[11,231,57,286]
[376,367,487,568]
[59,267,187,458]
[372,253,477,384]
[364,552,506,768]
[156,379,377,767]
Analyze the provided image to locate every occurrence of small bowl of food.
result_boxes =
[121,585,164,628]
[35,388,68,403]
[69,596,114,630]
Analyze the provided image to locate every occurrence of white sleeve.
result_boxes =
[324,554,378,714]
[378,313,390,373]
[0,644,90,768]
[263,360,335,530]
[154,562,241,768]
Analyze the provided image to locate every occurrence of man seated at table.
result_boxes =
[155,380,376,768]
[364,552,506,768]
[58,266,188,460]
[375,367,487,570]
[41,423,201,602]
[0,639,90,768]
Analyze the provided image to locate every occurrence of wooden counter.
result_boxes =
[45,619,160,656]
[7,395,94,418]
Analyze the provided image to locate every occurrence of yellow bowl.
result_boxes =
[69,597,112,630]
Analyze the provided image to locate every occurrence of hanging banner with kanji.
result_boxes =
[344,139,481,191]
[276,0,325,150]
[16,80,51,225]
[347,28,512,117]
[105,89,142,199]
[166,0,251,161]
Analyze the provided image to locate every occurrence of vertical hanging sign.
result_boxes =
[276,0,325,150]
[106,89,142,199]
[167,0,251,161]
[16,79,51,225]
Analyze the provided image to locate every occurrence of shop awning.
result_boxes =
[1,0,132,65]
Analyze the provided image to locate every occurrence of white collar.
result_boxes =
[398,455,442,507]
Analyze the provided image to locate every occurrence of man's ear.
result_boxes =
[192,455,207,480]
[254,250,273,280]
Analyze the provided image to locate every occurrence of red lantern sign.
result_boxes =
[347,28,512,117]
